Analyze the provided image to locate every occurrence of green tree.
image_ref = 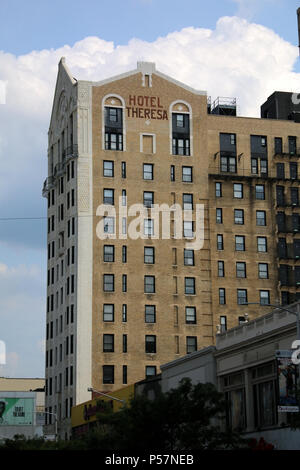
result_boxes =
[92,378,244,450]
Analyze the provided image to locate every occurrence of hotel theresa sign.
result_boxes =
[126,95,168,120]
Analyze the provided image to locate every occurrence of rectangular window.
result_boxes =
[251,158,258,174]
[176,114,184,127]
[185,306,196,324]
[237,289,247,305]
[122,189,127,206]
[217,234,224,250]
[103,304,114,322]
[172,138,190,156]
[143,191,154,208]
[235,235,245,251]
[103,160,114,177]
[103,245,114,262]
[218,260,225,277]
[182,166,193,182]
[184,249,194,266]
[233,183,243,199]
[274,137,283,155]
[220,316,227,333]
[185,277,195,295]
[234,209,244,225]
[103,334,114,352]
[186,336,197,354]
[122,217,127,235]
[290,162,298,180]
[170,165,175,182]
[145,305,156,323]
[183,193,193,210]
[103,188,114,205]
[260,290,270,305]
[146,366,156,378]
[256,210,266,226]
[220,156,236,173]
[103,274,114,292]
[144,218,154,236]
[257,237,267,252]
[215,182,222,197]
[258,263,269,279]
[219,288,226,305]
[122,304,127,322]
[123,334,127,353]
[291,187,299,206]
[121,162,126,178]
[145,335,156,353]
[143,163,153,180]
[183,221,193,238]
[144,276,155,293]
[255,185,265,200]
[123,365,127,385]
[103,216,115,234]
[216,208,223,224]
[103,365,114,384]
[236,262,246,278]
[122,245,127,263]
[289,136,297,155]
[105,132,123,151]
[122,274,127,292]
[144,246,155,264]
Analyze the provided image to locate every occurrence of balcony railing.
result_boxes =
[42,144,79,197]
[42,176,55,197]
[62,144,78,160]
[209,164,300,181]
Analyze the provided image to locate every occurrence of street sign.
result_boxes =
[276,350,299,413]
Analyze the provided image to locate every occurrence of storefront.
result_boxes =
[71,385,134,437]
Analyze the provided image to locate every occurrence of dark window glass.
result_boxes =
[103,274,114,292]
[144,276,155,293]
[103,304,114,322]
[145,335,156,353]
[184,249,194,266]
[103,245,114,262]
[103,160,114,177]
[186,336,197,354]
[103,365,114,384]
[185,277,195,295]
[145,305,156,323]
[186,307,196,324]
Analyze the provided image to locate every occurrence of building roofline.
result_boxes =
[77,61,207,96]
[160,345,216,371]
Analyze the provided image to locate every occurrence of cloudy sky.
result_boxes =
[0,0,299,378]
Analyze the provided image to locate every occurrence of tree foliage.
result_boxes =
[0,379,246,450]
[94,378,244,450]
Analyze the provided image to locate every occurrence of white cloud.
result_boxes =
[231,0,281,20]
[0,15,299,376]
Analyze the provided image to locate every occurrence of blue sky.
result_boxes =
[0,0,299,55]
[0,0,299,378]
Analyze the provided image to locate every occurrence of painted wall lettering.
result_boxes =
[126,95,168,120]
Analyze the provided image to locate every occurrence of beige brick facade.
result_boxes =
[44,59,300,435]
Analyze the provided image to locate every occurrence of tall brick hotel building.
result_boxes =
[43,58,300,436]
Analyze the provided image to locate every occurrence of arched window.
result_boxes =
[170,102,191,156]
[103,95,125,151]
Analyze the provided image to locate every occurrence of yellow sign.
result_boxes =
[71,384,134,428]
